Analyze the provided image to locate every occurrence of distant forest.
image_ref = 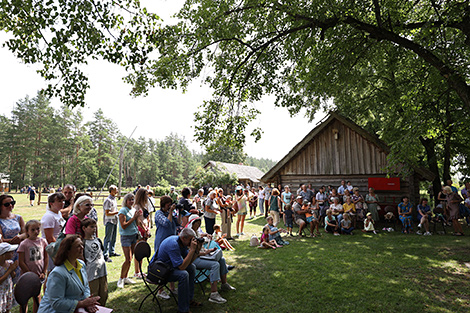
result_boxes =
[0,93,276,190]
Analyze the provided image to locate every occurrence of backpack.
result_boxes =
[249,234,259,247]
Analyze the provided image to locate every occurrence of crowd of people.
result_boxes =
[0,178,469,313]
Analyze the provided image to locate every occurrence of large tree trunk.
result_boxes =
[442,105,453,183]
[419,137,442,203]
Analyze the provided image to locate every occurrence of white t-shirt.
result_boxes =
[83,238,107,281]
[41,210,66,241]
[103,195,118,225]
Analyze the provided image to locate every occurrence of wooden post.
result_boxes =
[118,146,123,198]
[37,192,41,206]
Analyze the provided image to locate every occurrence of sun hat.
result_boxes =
[296,195,303,199]
[186,214,202,229]
[366,212,372,217]
[235,186,243,191]
[0,243,18,256]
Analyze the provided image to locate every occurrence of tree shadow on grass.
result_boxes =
[105,233,470,313]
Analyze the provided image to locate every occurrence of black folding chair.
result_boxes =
[432,206,447,234]
[134,241,177,312]
[14,272,41,313]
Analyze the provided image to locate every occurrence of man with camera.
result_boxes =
[154,228,203,313]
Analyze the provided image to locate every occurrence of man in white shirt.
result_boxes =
[103,185,120,261]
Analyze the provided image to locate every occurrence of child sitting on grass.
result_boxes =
[266,216,289,245]
[362,212,377,234]
[340,213,354,235]
[325,209,340,236]
[82,218,108,306]
[18,219,48,312]
[213,224,235,251]
[258,226,280,249]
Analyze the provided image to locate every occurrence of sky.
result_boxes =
[0,1,326,162]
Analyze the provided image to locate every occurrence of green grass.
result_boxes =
[8,193,470,312]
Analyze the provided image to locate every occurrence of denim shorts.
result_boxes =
[121,234,137,247]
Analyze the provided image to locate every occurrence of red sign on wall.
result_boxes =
[368,177,400,191]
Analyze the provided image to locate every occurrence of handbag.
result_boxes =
[45,220,67,260]
[45,231,66,260]
[148,260,173,284]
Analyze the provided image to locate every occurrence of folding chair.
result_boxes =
[134,241,177,312]
[14,272,41,313]
[194,268,211,295]
[432,206,447,234]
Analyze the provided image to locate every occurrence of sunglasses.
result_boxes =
[2,201,16,207]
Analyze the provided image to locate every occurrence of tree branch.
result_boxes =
[343,16,470,113]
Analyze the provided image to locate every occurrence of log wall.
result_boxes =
[280,120,388,176]
[271,119,422,205]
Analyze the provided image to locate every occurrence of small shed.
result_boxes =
[261,112,434,206]
[204,161,265,193]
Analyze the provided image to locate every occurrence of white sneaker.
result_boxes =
[157,290,170,300]
[117,278,124,288]
[209,292,227,304]
[124,277,136,285]
[240,232,245,236]
[221,283,236,291]
[416,231,422,235]
[424,232,432,236]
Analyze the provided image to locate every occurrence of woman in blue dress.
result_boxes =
[398,196,413,234]
[0,195,26,283]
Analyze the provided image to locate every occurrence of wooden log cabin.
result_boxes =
[261,112,434,209]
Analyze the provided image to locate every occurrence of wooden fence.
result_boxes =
[37,191,162,209]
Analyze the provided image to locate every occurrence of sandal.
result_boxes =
[190,300,203,307]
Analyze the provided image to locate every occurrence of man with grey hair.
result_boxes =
[154,228,202,312]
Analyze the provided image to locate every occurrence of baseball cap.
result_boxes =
[0,243,18,256]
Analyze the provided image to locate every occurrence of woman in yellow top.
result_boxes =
[342,196,356,227]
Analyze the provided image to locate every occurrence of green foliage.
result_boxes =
[191,166,238,189]
[245,156,276,173]
[128,0,470,182]
[202,144,247,164]
[0,0,160,108]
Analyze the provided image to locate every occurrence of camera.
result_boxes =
[173,202,187,214]
[195,237,205,243]
[174,203,185,212]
